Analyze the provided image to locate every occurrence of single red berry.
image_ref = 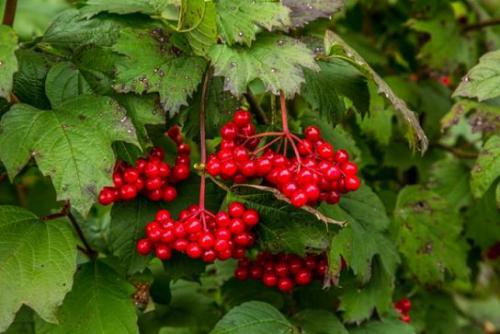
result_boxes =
[155,245,172,260]
[186,243,203,258]
[334,149,349,163]
[288,258,303,274]
[276,168,292,185]
[291,190,308,207]
[178,143,191,156]
[326,191,340,204]
[250,266,263,279]
[275,262,289,277]
[158,162,170,178]
[325,165,341,181]
[240,123,255,137]
[98,187,116,205]
[146,177,163,191]
[167,126,180,141]
[146,226,161,242]
[304,184,320,202]
[297,169,314,186]
[136,159,147,173]
[215,212,231,227]
[398,298,412,313]
[217,248,233,260]
[344,176,360,191]
[199,232,215,249]
[295,269,312,285]
[298,140,313,155]
[160,228,175,243]
[228,202,246,217]
[400,314,411,323]
[215,239,230,252]
[256,158,273,176]
[233,147,249,163]
[232,248,246,259]
[176,156,190,166]
[317,143,334,159]
[235,267,249,280]
[277,278,294,292]
[282,182,298,197]
[145,161,160,178]
[207,159,221,176]
[262,273,278,287]
[304,126,321,142]
[342,162,358,175]
[123,168,139,184]
[147,189,162,201]
[173,239,188,251]
[220,122,238,140]
[162,186,177,202]
[149,147,165,160]
[134,177,145,191]
[242,209,259,226]
[233,109,252,127]
[202,249,217,263]
[215,228,232,240]
[172,164,190,181]
[185,219,203,234]
[113,172,124,187]
[137,239,152,255]
[120,184,137,200]
[240,160,257,176]
[234,233,253,247]
[156,209,171,222]
[173,223,186,238]
[221,160,238,177]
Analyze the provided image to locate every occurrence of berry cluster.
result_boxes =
[394,298,412,323]
[98,127,190,205]
[207,109,361,207]
[136,202,260,263]
[234,252,328,293]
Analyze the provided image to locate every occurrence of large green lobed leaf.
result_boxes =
[0,206,77,332]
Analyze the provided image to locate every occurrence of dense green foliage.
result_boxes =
[0,0,499,333]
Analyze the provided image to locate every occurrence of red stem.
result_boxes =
[199,67,212,228]
[280,91,290,134]
[2,0,17,26]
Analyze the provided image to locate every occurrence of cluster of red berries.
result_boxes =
[136,202,260,263]
[98,127,190,205]
[394,298,412,323]
[207,109,360,207]
[234,252,328,293]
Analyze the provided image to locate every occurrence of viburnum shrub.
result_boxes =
[0,0,498,333]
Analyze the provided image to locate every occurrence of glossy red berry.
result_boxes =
[295,269,312,285]
[155,245,172,260]
[242,209,259,226]
[234,267,249,280]
[277,278,294,292]
[233,109,252,127]
[291,190,308,207]
[137,239,152,255]
[120,184,137,200]
[228,202,245,217]
[186,243,203,258]
[344,176,361,191]
[123,168,139,184]
[263,273,278,287]
[304,126,321,142]
[172,164,190,181]
[98,187,115,205]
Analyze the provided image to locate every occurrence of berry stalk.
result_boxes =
[198,67,212,228]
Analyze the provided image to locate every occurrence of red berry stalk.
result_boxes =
[207,91,361,208]
[234,252,329,293]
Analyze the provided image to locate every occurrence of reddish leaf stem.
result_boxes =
[2,0,17,26]
[199,67,212,229]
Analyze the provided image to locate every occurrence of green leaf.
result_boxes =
[0,96,139,215]
[0,205,77,332]
[283,0,344,27]
[36,261,138,334]
[325,186,399,282]
[393,186,470,284]
[221,278,285,310]
[471,135,500,199]
[4,306,34,334]
[411,292,459,334]
[338,260,394,322]
[45,62,93,108]
[441,100,500,134]
[210,301,295,334]
[428,157,471,211]
[113,28,207,114]
[12,50,53,109]
[465,186,500,249]
[209,34,319,97]
[453,50,500,101]
[408,3,476,70]
[302,59,369,124]
[324,30,428,152]
[185,1,217,56]
[82,0,178,18]
[0,25,18,99]
[350,318,415,334]
[215,0,290,46]
[292,309,347,334]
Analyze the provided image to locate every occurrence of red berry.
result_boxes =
[216,228,232,240]
[275,262,289,277]
[178,143,191,155]
[172,164,190,181]
[398,298,412,313]
[145,161,160,178]
[147,189,162,201]
[146,177,163,191]
[242,209,259,226]
[240,160,256,176]
[123,168,139,184]
[162,186,177,202]
[199,232,215,249]
[216,212,231,227]
[221,160,238,177]
[221,122,238,140]
[185,219,203,234]
[277,278,294,292]
[233,109,252,127]
[304,126,321,142]
[344,176,360,191]
[250,266,263,279]
[228,202,245,217]
[156,209,171,222]
[234,233,253,247]
[295,269,312,285]
[334,149,349,163]
[137,239,152,255]
[155,245,172,260]
[297,169,314,185]
[235,267,249,280]
[186,243,203,258]
[113,172,124,187]
[158,162,170,178]
[342,162,358,175]
[233,147,249,163]
[298,140,313,155]
[150,147,165,160]
[317,143,334,159]
[176,156,190,166]
[400,314,411,323]
[229,218,246,234]
[173,239,188,251]
[215,239,230,252]
[146,227,161,242]
[276,168,292,185]
[161,228,175,243]
[326,191,340,204]
[207,159,221,176]
[174,224,186,238]
[202,249,217,263]
[98,187,115,205]
[262,273,278,287]
[120,184,137,200]
[256,158,273,176]
[304,184,320,202]
[282,182,298,197]
[291,190,308,207]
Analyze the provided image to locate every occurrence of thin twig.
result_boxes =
[244,90,269,124]
[463,18,500,32]
[67,211,97,259]
[436,143,478,159]
[41,202,70,221]
[2,0,17,26]
[199,66,213,228]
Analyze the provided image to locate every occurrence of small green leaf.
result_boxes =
[209,34,319,97]
[393,186,470,284]
[471,135,500,199]
[185,1,217,56]
[113,28,207,114]
[82,0,178,18]
[216,0,290,46]
[453,50,500,101]
[0,25,19,99]
[350,318,416,334]
[292,309,347,334]
[0,96,139,215]
[0,206,77,332]
[210,301,295,334]
[411,292,460,334]
[45,62,93,108]
[35,261,138,334]
[222,278,285,310]
[283,0,344,27]
[465,186,500,249]
[324,30,428,152]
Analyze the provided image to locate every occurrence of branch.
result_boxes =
[436,143,478,159]
[463,18,500,32]
[2,0,17,26]
[244,90,269,124]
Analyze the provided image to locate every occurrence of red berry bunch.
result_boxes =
[394,298,412,323]
[136,202,260,263]
[98,127,190,205]
[234,252,328,293]
[207,109,361,207]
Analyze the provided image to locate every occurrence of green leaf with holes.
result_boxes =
[35,261,138,334]
[112,28,207,114]
[0,25,18,99]
[215,0,290,46]
[0,96,139,215]
[0,206,77,332]
[210,301,295,334]
[209,34,319,97]
[393,186,470,284]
